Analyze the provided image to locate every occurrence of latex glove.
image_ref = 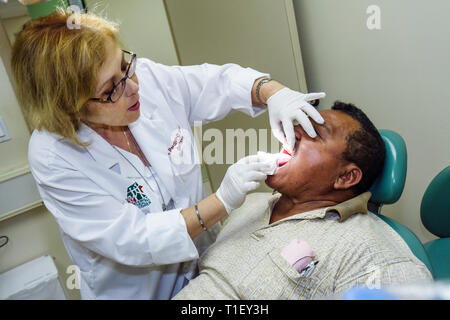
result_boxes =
[216,154,276,214]
[256,151,292,175]
[267,87,326,152]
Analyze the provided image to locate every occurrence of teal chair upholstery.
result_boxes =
[369,130,407,205]
[420,166,450,279]
[369,130,433,274]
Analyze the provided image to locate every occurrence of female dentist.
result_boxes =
[11,9,325,299]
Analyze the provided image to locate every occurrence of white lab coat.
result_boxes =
[28,58,268,299]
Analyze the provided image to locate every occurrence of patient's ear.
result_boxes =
[334,164,362,190]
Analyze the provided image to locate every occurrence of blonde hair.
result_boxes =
[11,8,119,146]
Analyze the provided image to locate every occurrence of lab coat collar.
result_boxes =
[77,123,121,170]
[77,123,154,179]
[76,111,178,201]
[114,148,150,179]
[128,114,177,201]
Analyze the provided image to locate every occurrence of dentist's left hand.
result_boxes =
[267,87,326,152]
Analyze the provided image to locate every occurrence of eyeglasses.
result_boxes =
[89,50,137,103]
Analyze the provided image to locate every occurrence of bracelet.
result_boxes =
[194,204,207,231]
[255,77,273,105]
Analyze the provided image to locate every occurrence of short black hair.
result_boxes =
[332,101,385,193]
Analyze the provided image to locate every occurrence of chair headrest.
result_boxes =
[369,130,407,205]
[420,166,450,238]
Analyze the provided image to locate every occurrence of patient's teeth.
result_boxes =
[281,143,293,157]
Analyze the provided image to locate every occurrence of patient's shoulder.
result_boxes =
[245,191,276,202]
[235,192,278,213]
[337,212,424,266]
[332,213,433,288]
[224,192,276,225]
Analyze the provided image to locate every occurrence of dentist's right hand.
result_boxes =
[216,154,272,214]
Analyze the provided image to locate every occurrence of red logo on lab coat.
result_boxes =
[168,126,184,155]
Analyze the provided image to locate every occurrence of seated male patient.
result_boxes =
[174,101,432,300]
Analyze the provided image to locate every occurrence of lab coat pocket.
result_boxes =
[167,126,199,179]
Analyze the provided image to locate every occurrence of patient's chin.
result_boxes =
[265,175,279,189]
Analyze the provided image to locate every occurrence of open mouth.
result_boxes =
[278,157,290,167]
[277,139,300,168]
[277,147,293,167]
[128,100,140,111]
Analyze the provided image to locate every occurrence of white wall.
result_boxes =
[2,15,29,44]
[86,0,179,66]
[164,0,306,192]
[293,0,450,243]
[0,46,29,174]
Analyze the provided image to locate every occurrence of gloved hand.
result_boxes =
[267,87,326,152]
[216,153,285,214]
[255,151,292,175]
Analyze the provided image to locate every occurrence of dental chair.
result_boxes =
[368,130,433,274]
[420,166,450,280]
